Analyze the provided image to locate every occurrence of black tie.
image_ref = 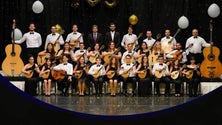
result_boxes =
[148,38,151,40]
[194,36,198,39]
[64,63,67,65]
[52,33,56,35]
[159,64,163,66]
[129,34,132,36]
[166,36,170,39]
[128,51,132,53]
[30,32,34,34]
[80,50,84,53]
[127,64,130,66]
[97,65,100,67]
[73,32,77,35]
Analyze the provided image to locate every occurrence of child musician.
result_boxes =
[106,56,120,96]
[119,54,137,96]
[52,55,73,96]
[88,57,106,96]
[73,56,89,96]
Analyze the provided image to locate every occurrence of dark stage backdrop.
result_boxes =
[0,0,222,69]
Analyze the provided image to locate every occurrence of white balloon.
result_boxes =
[178,16,189,29]
[11,28,23,40]
[208,3,220,18]
[32,1,44,14]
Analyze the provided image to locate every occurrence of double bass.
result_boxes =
[1,19,24,76]
[200,20,222,79]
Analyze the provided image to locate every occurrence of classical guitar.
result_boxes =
[1,19,24,76]
[200,20,222,79]
[161,28,181,54]
[92,63,107,78]
[51,69,67,80]
[125,33,143,50]
[89,45,105,63]
[53,30,65,53]
[106,70,116,79]
[121,63,136,78]
[70,33,84,48]
[154,64,167,78]
[103,47,121,64]
[37,53,51,66]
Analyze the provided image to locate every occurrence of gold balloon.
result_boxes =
[55,24,62,34]
[129,14,138,25]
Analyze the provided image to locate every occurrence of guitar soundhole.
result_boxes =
[207,54,215,61]
[11,52,16,56]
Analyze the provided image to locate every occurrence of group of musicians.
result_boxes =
[13,22,211,97]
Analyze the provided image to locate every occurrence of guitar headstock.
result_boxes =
[156,33,161,40]
[209,20,213,32]
[138,33,143,38]
[60,30,65,35]
[99,45,105,51]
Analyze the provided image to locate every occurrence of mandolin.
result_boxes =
[106,70,116,79]
[103,47,121,64]
[92,63,107,78]
[170,71,180,79]
[161,29,181,54]
[200,20,222,79]
[121,63,136,78]
[125,33,143,51]
[53,30,65,53]
[24,70,34,78]
[41,71,50,79]
[1,19,24,76]
[37,53,51,66]
[70,33,84,48]
[137,70,147,79]
[74,47,91,61]
[51,69,67,80]
[89,45,105,63]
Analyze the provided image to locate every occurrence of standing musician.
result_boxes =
[37,43,56,67]
[87,24,103,49]
[65,24,84,51]
[40,58,53,96]
[74,43,89,63]
[13,23,42,64]
[160,29,177,55]
[185,29,211,64]
[73,56,89,96]
[137,42,149,64]
[101,41,122,64]
[135,56,152,97]
[152,55,171,96]
[148,41,165,66]
[44,25,64,53]
[104,22,121,50]
[121,43,139,64]
[88,57,106,96]
[22,54,40,96]
[121,25,138,51]
[169,59,184,97]
[143,30,156,49]
[52,55,73,96]
[182,56,201,97]
[166,42,188,66]
[119,54,137,97]
[105,56,120,96]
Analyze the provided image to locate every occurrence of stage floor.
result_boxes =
[35,94,196,116]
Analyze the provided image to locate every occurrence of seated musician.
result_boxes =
[73,43,89,64]
[39,58,53,96]
[22,54,40,96]
[88,43,103,64]
[166,42,188,66]
[105,56,120,96]
[119,54,137,96]
[137,42,149,64]
[73,56,89,96]
[88,57,106,96]
[101,41,122,64]
[37,43,56,67]
[169,59,184,97]
[152,55,171,96]
[52,55,73,96]
[148,41,165,66]
[135,56,152,97]
[182,56,201,97]
[121,43,139,64]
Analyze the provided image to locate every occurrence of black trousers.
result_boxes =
[24,77,39,96]
[154,76,171,95]
[172,78,183,94]
[57,77,71,95]
[122,77,137,94]
[138,77,152,96]
[93,76,104,95]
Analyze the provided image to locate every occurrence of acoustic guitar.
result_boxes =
[200,20,222,79]
[106,70,116,79]
[70,33,84,48]
[37,53,51,66]
[51,69,67,80]
[1,19,24,76]
[123,45,140,64]
[53,30,65,53]
[121,64,136,78]
[125,33,143,50]
[161,28,181,54]
[103,47,121,64]
[92,63,107,78]
[89,45,105,63]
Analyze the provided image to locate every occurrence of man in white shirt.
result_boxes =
[73,43,89,63]
[53,55,73,96]
[121,25,138,51]
[44,25,64,53]
[14,23,42,63]
[143,30,156,49]
[161,29,177,54]
[152,55,171,96]
[121,44,138,64]
[65,24,84,51]
[185,29,211,64]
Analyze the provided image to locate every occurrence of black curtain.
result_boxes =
[1,0,222,69]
